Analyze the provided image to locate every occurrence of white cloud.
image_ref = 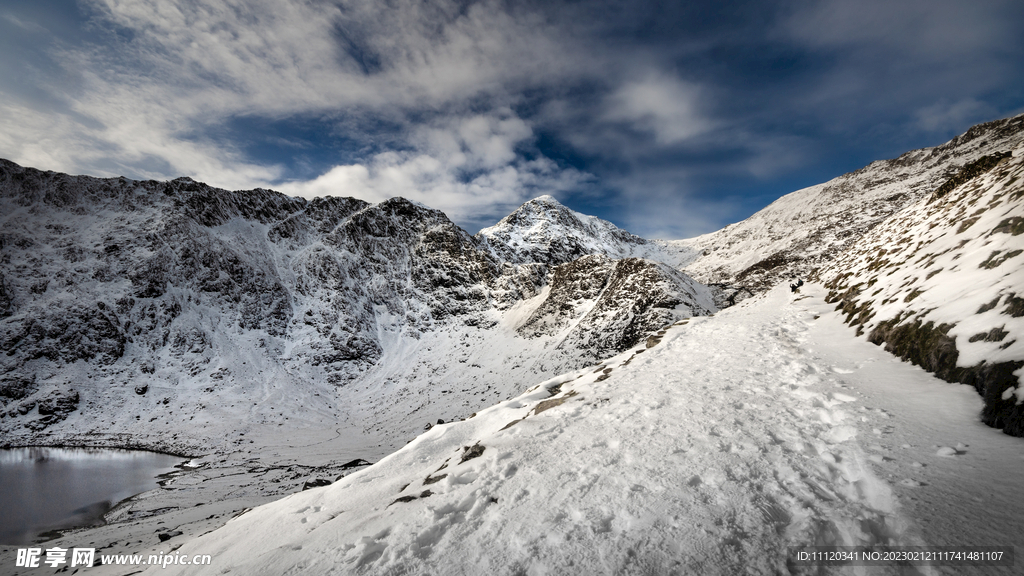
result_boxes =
[279,111,592,229]
[0,0,604,210]
[11,0,1014,240]
[603,74,711,144]
[914,98,994,134]
[2,12,50,34]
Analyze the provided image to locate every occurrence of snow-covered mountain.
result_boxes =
[669,114,1024,292]
[0,162,714,457]
[3,115,1022,455]
[817,147,1024,435]
[3,116,1024,575]
[476,195,656,265]
[653,115,1024,440]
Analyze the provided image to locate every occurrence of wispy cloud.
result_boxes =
[602,73,711,145]
[0,0,1021,237]
[914,98,995,134]
[5,0,601,196]
[279,111,593,229]
[2,12,50,34]
[776,0,1024,136]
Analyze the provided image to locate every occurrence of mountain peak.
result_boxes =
[476,196,650,265]
[494,195,576,228]
[525,194,562,206]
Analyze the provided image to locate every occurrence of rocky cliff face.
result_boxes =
[518,255,714,359]
[0,161,714,452]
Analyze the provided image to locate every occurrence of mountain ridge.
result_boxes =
[669,113,1024,292]
[0,160,714,457]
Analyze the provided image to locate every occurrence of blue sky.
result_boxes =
[1,0,1023,238]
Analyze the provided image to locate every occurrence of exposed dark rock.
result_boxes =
[735,252,800,284]
[868,317,1024,435]
[708,283,754,308]
[535,390,580,415]
[423,473,446,485]
[302,478,332,490]
[31,390,79,429]
[990,216,1024,236]
[867,318,959,378]
[1004,294,1024,318]
[969,327,1009,343]
[0,373,35,402]
[340,458,372,469]
[518,255,711,362]
[977,295,1003,314]
[459,443,485,463]
[500,418,524,430]
[0,271,13,318]
[977,361,1024,436]
[978,250,1022,269]
[1,305,125,365]
[930,152,1012,201]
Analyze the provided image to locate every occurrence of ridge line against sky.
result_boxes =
[1,0,1023,238]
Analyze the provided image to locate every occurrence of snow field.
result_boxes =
[154,285,962,576]
[801,289,1024,576]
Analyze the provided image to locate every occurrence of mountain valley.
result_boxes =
[0,114,1022,574]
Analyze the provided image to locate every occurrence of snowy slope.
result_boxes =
[817,148,1024,435]
[142,285,1024,576]
[666,114,1024,291]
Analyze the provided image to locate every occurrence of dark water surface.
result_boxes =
[0,447,183,545]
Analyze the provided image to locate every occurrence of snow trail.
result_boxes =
[152,285,941,576]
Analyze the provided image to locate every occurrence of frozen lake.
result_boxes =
[0,447,184,545]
